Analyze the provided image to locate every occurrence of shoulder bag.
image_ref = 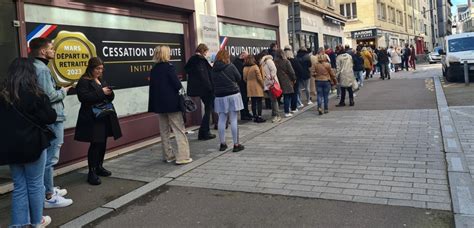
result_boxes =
[179,88,197,113]
[92,102,116,119]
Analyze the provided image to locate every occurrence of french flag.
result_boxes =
[219,36,228,50]
[27,24,57,47]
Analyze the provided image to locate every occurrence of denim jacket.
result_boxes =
[33,59,66,122]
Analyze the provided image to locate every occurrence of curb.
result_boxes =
[433,76,474,227]
[61,100,320,227]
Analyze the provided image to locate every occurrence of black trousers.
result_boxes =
[239,83,251,117]
[88,142,107,169]
[339,87,354,104]
[199,95,214,136]
[251,97,263,117]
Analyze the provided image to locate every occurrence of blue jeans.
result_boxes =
[354,71,363,87]
[295,79,302,106]
[283,94,292,114]
[45,121,64,195]
[316,80,331,110]
[10,150,47,227]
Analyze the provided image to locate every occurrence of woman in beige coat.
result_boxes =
[243,55,266,123]
[336,46,356,107]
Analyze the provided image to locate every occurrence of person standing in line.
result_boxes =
[371,48,379,76]
[390,46,402,72]
[233,51,253,121]
[409,44,416,70]
[1,58,57,227]
[402,43,411,71]
[29,37,73,208]
[378,47,391,80]
[335,45,356,107]
[284,45,304,113]
[361,47,373,80]
[148,46,192,165]
[75,57,122,185]
[260,50,281,123]
[243,55,266,123]
[296,47,313,106]
[311,54,337,115]
[268,43,278,59]
[351,46,365,87]
[387,46,394,72]
[274,49,297,118]
[325,45,338,97]
[211,50,245,152]
[184,43,216,141]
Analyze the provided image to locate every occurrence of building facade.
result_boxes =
[436,0,453,45]
[339,0,435,54]
[277,0,346,53]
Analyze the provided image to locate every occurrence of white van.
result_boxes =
[440,32,474,82]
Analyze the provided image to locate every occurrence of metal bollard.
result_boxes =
[464,60,470,86]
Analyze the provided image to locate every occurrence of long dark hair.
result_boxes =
[1,58,43,104]
[82,57,104,80]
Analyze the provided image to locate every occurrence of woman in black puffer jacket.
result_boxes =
[211,50,245,153]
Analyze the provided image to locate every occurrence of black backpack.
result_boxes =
[352,53,364,71]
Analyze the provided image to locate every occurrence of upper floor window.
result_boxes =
[378,3,387,20]
[339,3,357,19]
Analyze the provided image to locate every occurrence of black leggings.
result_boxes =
[251,97,263,117]
[88,142,107,169]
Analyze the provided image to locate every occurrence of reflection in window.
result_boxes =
[219,22,277,40]
[448,37,474,53]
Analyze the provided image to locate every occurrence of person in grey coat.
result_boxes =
[274,49,296,117]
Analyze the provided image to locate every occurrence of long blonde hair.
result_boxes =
[153,45,171,63]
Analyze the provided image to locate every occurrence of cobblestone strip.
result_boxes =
[434,76,474,227]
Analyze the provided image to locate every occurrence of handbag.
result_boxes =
[269,79,283,98]
[92,102,116,119]
[179,89,197,113]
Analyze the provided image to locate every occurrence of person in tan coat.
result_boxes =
[243,55,266,123]
[312,54,337,115]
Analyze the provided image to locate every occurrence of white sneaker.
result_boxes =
[290,109,298,114]
[297,104,304,109]
[44,194,73,208]
[284,113,293,118]
[54,187,67,197]
[40,215,51,227]
[307,101,313,105]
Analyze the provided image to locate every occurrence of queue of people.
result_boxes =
[1,39,418,226]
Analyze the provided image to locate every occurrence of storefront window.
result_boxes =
[219,22,276,41]
[0,1,19,81]
[289,32,318,53]
[323,34,342,50]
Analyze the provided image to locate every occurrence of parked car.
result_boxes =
[428,47,442,64]
[440,32,474,82]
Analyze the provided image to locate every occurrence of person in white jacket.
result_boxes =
[335,45,356,107]
[258,50,281,123]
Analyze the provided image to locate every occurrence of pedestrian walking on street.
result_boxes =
[1,58,57,227]
[312,54,336,115]
[351,46,365,87]
[260,50,281,123]
[390,47,402,72]
[409,44,416,70]
[274,49,297,118]
[233,51,253,121]
[184,43,216,141]
[296,47,313,106]
[148,46,192,165]
[29,37,73,208]
[211,50,245,152]
[335,46,356,107]
[361,47,373,80]
[378,47,390,80]
[371,48,379,76]
[402,44,411,71]
[75,57,122,185]
[243,55,266,123]
[284,45,304,113]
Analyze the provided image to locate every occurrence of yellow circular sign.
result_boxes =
[50,31,97,86]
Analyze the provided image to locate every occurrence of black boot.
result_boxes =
[96,165,112,177]
[88,168,101,185]
[350,99,355,106]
